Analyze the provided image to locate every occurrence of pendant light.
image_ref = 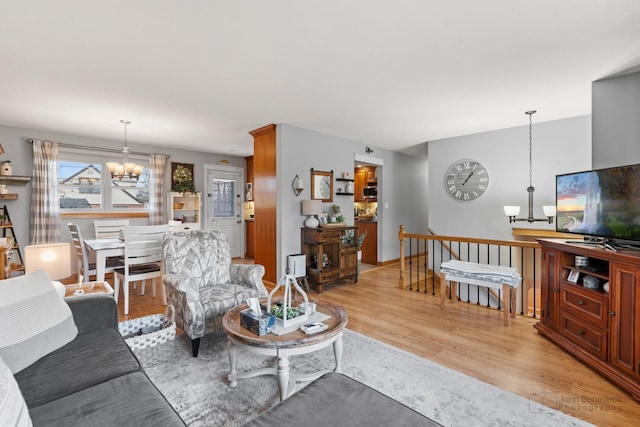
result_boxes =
[504,110,556,223]
[106,120,144,180]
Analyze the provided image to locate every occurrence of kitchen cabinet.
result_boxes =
[301,226,358,294]
[356,221,378,265]
[535,239,640,401]
[245,220,254,258]
[354,168,366,202]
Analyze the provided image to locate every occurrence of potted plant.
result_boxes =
[329,204,344,223]
[172,165,197,196]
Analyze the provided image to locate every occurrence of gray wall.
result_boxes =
[0,123,245,251]
[428,115,592,241]
[592,70,640,169]
[276,124,429,278]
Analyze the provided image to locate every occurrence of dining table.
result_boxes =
[83,238,124,283]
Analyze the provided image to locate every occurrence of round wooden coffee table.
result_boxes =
[222,300,347,401]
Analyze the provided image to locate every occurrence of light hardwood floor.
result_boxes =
[97,261,639,427]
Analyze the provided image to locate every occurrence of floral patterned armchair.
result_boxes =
[163,230,267,356]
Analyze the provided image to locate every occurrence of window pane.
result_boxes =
[111,169,150,209]
[212,179,235,218]
[59,161,102,209]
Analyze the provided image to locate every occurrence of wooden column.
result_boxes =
[250,124,277,283]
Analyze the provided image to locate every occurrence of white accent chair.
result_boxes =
[114,225,169,315]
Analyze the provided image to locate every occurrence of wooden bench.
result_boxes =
[439,260,521,326]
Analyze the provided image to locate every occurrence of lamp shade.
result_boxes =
[503,206,521,217]
[543,205,557,217]
[25,243,71,280]
[301,199,322,216]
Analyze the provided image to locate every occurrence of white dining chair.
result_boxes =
[94,219,130,239]
[68,223,123,283]
[113,224,169,315]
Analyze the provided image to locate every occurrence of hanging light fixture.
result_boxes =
[105,120,144,180]
[504,110,556,223]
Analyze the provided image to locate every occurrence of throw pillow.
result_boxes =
[0,356,32,427]
[0,270,78,374]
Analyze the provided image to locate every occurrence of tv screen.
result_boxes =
[556,163,640,242]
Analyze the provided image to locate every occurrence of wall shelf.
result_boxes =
[0,176,31,185]
[335,192,354,196]
[0,194,18,200]
[336,178,354,182]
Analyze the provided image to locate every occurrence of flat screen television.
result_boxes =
[556,163,640,243]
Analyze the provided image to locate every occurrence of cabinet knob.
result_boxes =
[609,311,616,316]
[553,288,560,293]
[577,330,585,335]
[578,300,585,305]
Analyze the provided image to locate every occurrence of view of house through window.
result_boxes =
[58,157,150,211]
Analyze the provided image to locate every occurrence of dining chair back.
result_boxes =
[94,219,130,239]
[114,224,169,315]
[68,223,95,283]
[69,223,124,284]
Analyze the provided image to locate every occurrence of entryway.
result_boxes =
[204,164,245,258]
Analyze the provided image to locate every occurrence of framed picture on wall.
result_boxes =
[171,162,195,192]
[311,169,333,202]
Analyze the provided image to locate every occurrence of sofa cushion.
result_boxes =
[244,373,442,427]
[0,356,32,427]
[15,328,141,408]
[28,371,185,427]
[0,270,78,374]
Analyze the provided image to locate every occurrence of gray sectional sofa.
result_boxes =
[5,280,438,426]
[14,295,185,427]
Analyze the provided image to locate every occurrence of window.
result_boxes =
[211,179,235,217]
[58,150,149,212]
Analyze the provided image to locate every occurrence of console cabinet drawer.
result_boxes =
[560,283,608,329]
[559,311,608,360]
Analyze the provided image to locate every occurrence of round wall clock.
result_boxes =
[444,159,489,201]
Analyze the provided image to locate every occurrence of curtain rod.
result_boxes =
[27,139,170,158]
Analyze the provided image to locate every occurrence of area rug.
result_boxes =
[135,329,593,427]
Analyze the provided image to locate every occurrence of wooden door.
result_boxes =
[610,261,640,380]
[541,248,560,329]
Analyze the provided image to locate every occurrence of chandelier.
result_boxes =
[105,120,144,180]
[504,110,556,223]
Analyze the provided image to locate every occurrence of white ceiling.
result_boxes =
[2,1,640,157]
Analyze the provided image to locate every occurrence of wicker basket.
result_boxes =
[118,305,176,351]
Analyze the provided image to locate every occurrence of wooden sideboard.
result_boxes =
[535,239,640,401]
[301,226,358,294]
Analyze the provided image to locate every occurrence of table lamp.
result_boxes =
[25,243,72,280]
[301,199,322,228]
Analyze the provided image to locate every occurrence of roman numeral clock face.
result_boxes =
[444,160,489,201]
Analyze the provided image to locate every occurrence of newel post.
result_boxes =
[398,224,405,289]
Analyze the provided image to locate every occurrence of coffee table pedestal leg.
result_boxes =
[277,356,290,401]
[228,338,238,387]
[333,334,343,372]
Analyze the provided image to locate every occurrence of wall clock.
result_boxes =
[444,159,489,201]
